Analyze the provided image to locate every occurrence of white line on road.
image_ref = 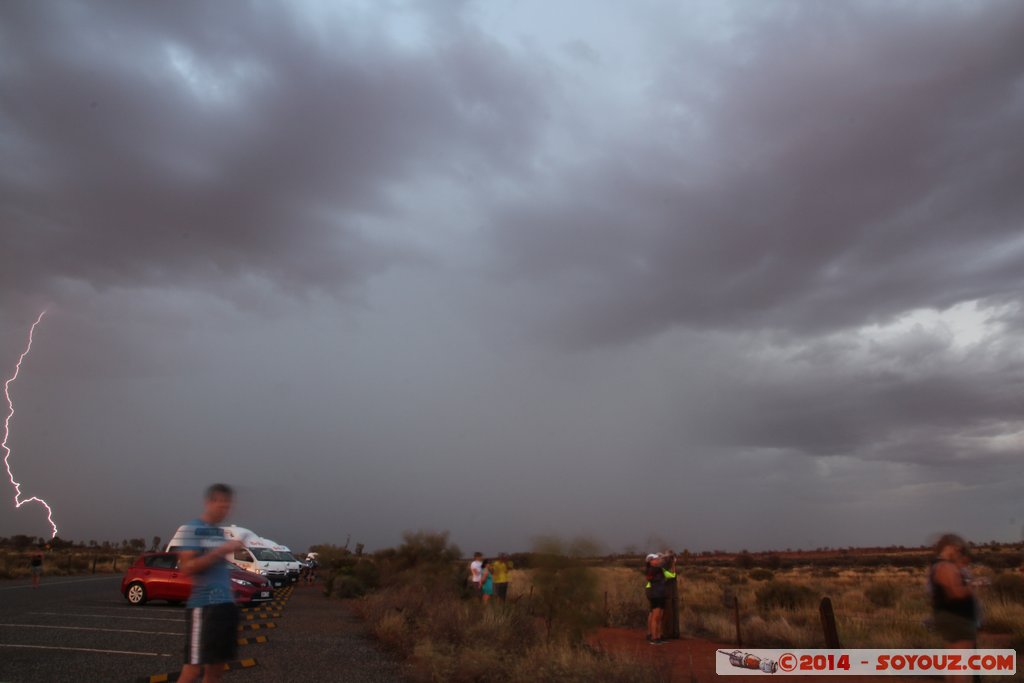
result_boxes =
[0,643,171,656]
[30,612,182,622]
[0,576,119,591]
[0,623,179,635]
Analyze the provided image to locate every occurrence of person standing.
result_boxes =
[491,553,513,602]
[29,551,43,588]
[468,552,483,596]
[644,553,676,644]
[175,484,244,683]
[480,559,494,604]
[928,533,978,683]
[660,549,680,639]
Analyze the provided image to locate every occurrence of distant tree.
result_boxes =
[12,534,33,549]
[151,536,161,551]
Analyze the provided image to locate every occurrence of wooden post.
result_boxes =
[67,553,72,572]
[604,591,609,626]
[734,595,742,646]
[819,596,841,648]
[92,556,97,574]
[112,556,117,572]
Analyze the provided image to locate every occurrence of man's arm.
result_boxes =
[178,540,243,576]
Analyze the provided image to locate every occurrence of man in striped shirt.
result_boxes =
[175,484,244,683]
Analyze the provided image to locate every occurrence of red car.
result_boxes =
[121,552,274,606]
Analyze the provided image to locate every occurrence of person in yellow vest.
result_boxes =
[491,553,513,602]
[645,553,677,644]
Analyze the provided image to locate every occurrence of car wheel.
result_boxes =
[126,582,147,605]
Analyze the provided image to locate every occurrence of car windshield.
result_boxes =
[278,552,296,562]
[251,548,279,561]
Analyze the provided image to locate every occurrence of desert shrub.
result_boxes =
[864,581,900,608]
[329,574,369,598]
[735,551,755,569]
[990,573,1024,605]
[813,568,840,578]
[530,537,603,641]
[755,581,816,611]
[374,530,463,592]
[749,568,774,581]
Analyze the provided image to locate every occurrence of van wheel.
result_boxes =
[126,582,147,605]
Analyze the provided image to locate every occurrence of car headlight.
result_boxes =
[231,578,254,587]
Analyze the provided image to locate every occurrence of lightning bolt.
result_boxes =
[2,311,59,538]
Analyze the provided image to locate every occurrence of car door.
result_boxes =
[143,553,190,602]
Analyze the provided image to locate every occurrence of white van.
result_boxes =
[221,526,291,588]
[263,539,302,584]
[166,524,290,588]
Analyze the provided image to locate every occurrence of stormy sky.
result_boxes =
[2,0,1023,555]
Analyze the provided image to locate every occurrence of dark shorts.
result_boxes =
[648,597,666,611]
[185,603,239,665]
[495,582,508,599]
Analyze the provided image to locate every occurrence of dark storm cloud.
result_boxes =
[680,326,1024,467]
[489,1,1024,346]
[0,0,546,302]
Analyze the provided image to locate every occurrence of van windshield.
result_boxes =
[251,548,280,561]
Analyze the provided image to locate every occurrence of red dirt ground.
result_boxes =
[586,628,1020,682]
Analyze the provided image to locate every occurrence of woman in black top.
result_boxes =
[928,534,977,682]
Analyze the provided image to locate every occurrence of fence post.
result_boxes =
[92,556,97,574]
[819,596,841,648]
[734,595,742,646]
[112,556,117,572]
[604,591,609,626]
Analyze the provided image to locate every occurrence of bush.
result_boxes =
[755,581,816,611]
[329,574,369,598]
[991,573,1024,605]
[749,569,774,581]
[530,537,603,641]
[864,581,900,608]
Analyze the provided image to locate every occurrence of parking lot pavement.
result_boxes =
[0,575,181,682]
[0,577,405,682]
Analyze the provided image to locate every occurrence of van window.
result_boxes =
[234,549,253,562]
[251,548,280,562]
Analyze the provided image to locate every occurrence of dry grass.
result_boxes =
[353,568,666,683]
[564,563,1024,649]
[0,551,134,579]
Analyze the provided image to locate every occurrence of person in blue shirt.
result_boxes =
[175,484,244,683]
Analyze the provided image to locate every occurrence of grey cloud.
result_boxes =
[488,1,1024,347]
[0,1,547,304]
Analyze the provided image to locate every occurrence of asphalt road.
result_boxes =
[0,575,406,683]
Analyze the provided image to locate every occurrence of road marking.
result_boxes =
[0,623,179,635]
[0,576,119,591]
[0,643,171,656]
[30,612,182,622]
[139,657,257,682]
